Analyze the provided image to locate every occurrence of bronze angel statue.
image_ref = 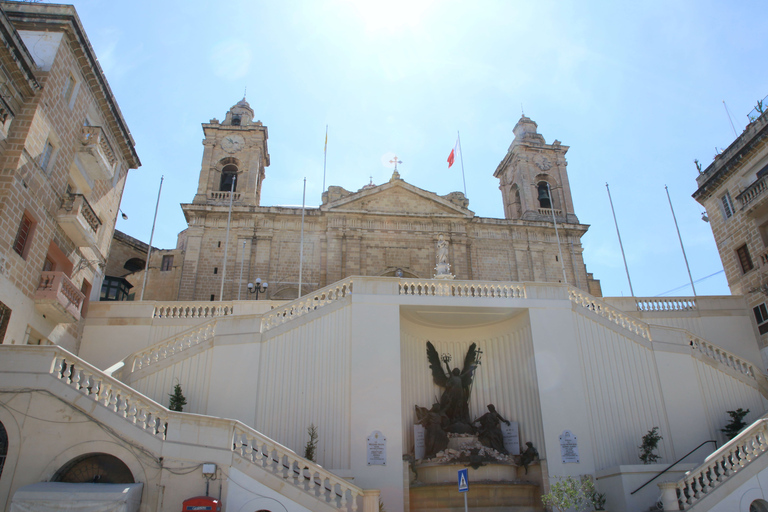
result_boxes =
[426,341,480,433]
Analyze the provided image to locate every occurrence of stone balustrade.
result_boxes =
[126,320,217,375]
[34,271,85,323]
[660,416,768,510]
[261,279,353,332]
[53,352,169,439]
[153,302,233,319]
[636,297,697,312]
[399,280,526,298]
[79,125,117,180]
[208,190,242,202]
[736,175,768,209]
[537,207,562,216]
[2,346,375,511]
[233,424,367,511]
[569,288,652,340]
[689,334,756,378]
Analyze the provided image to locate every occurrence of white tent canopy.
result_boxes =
[10,482,143,512]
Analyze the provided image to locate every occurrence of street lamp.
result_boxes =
[246,278,269,299]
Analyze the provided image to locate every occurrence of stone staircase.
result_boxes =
[0,345,376,512]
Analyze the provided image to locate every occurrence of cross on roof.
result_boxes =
[390,156,402,171]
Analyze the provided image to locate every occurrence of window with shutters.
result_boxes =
[721,192,734,219]
[737,244,754,273]
[754,303,768,335]
[12,213,35,258]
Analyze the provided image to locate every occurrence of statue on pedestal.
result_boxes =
[415,404,449,459]
[473,404,510,454]
[426,341,480,433]
[434,234,454,279]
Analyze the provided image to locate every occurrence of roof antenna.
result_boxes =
[243,86,247,100]
[723,100,738,137]
[521,103,525,116]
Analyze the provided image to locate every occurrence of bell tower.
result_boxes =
[494,116,578,224]
[192,98,270,207]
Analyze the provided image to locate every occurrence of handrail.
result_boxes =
[630,440,717,495]
[261,278,353,332]
[0,346,367,511]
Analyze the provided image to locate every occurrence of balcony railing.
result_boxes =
[208,190,242,202]
[735,175,768,210]
[78,125,117,180]
[57,193,101,248]
[34,271,85,323]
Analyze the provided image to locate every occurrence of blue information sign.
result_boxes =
[458,468,469,492]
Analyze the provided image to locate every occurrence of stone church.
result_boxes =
[112,99,602,302]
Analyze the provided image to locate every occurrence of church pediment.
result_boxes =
[321,179,473,218]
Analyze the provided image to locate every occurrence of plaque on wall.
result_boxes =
[413,425,425,460]
[502,421,520,455]
[559,430,579,463]
[367,430,387,465]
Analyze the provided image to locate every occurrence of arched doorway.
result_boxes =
[0,421,7,480]
[52,453,134,484]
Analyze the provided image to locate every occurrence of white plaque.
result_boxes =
[502,421,520,455]
[413,425,425,460]
[367,430,387,465]
[559,430,579,463]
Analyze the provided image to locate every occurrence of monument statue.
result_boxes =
[473,404,510,454]
[426,341,480,433]
[414,404,449,459]
[434,234,454,279]
[518,442,539,474]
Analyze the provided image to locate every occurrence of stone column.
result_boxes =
[658,482,680,511]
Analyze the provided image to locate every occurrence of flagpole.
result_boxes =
[457,131,467,197]
[140,175,163,301]
[219,174,236,301]
[547,183,568,285]
[238,239,246,300]
[322,125,328,193]
[298,177,306,298]
[606,183,635,297]
[665,185,697,296]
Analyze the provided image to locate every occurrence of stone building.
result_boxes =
[115,101,602,302]
[0,1,139,349]
[694,102,768,365]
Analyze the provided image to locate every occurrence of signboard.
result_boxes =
[413,424,425,460]
[502,421,520,455]
[458,468,469,492]
[559,430,579,463]
[367,430,387,466]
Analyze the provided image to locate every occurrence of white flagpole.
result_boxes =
[457,131,467,197]
[547,183,568,285]
[298,177,306,298]
[140,175,163,301]
[322,126,328,193]
[606,182,635,297]
[665,185,697,296]
[238,239,246,300]
[219,174,236,301]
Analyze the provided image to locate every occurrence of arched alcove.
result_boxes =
[0,421,7,481]
[220,164,238,192]
[123,258,145,273]
[751,500,768,512]
[52,453,134,484]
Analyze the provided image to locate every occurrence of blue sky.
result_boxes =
[70,0,768,297]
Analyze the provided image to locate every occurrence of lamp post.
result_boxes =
[246,278,268,300]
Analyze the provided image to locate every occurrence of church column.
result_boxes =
[343,229,362,277]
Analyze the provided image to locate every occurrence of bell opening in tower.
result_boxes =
[220,164,238,192]
[537,182,552,209]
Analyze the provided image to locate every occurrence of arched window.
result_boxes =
[537,182,552,209]
[0,421,7,480]
[220,164,238,192]
[52,453,134,484]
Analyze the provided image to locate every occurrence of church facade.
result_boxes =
[114,100,601,303]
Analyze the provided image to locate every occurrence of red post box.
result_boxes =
[182,496,221,512]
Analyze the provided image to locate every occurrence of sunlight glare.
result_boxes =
[343,0,435,33]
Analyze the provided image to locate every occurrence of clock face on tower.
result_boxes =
[221,134,245,153]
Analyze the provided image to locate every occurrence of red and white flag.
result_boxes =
[447,138,459,168]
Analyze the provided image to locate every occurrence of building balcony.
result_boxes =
[736,175,768,217]
[76,125,118,181]
[57,193,102,248]
[35,271,85,324]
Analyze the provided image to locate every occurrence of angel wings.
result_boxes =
[425,341,480,428]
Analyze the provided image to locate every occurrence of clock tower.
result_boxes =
[192,98,269,207]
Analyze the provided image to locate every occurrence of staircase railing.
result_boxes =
[660,416,768,510]
[689,334,757,379]
[398,279,526,298]
[631,440,717,495]
[261,278,354,332]
[2,346,370,512]
[568,287,652,340]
